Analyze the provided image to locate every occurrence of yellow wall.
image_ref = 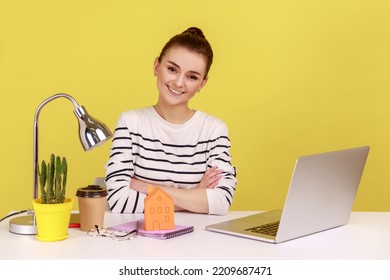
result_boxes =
[1,1,389,218]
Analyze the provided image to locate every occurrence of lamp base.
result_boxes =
[9,215,37,235]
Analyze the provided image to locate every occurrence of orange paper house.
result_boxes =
[144,185,174,231]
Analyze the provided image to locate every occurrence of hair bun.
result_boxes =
[182,27,206,39]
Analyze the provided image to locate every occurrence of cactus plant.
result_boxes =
[37,153,68,204]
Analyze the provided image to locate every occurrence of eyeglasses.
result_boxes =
[88,224,138,241]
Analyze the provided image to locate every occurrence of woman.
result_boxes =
[105,27,237,215]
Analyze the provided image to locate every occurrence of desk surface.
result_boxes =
[1,211,389,260]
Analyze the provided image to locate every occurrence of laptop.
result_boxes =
[206,146,370,243]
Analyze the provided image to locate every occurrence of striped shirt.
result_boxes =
[105,107,237,215]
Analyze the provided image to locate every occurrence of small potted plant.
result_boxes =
[32,153,74,241]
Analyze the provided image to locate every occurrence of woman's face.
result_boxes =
[154,46,208,108]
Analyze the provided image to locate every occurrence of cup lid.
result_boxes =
[76,185,108,198]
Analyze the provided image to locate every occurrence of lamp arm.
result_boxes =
[33,93,81,199]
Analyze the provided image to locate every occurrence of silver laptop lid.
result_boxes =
[275,146,370,243]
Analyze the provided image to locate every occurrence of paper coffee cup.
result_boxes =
[76,185,108,231]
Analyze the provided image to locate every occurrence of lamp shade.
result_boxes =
[74,105,112,151]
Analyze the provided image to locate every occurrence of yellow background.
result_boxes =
[1,0,389,218]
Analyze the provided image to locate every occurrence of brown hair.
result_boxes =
[158,27,214,78]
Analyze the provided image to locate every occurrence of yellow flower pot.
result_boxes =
[32,198,73,242]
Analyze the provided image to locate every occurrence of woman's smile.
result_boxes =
[167,85,185,96]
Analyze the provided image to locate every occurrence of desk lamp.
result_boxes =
[9,93,113,235]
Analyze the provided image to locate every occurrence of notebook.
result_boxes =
[206,146,370,243]
[109,219,194,240]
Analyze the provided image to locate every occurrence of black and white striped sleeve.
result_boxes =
[205,123,238,215]
[105,114,145,213]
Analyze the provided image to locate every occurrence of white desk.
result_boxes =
[1,211,390,260]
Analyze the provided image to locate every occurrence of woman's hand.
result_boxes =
[196,167,222,189]
[129,178,150,194]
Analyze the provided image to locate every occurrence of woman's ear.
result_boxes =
[199,76,209,91]
[153,57,160,76]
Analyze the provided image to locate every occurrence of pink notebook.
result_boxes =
[108,219,194,240]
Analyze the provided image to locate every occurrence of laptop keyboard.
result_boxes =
[245,221,280,236]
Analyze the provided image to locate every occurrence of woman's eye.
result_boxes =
[167,67,176,73]
[188,75,198,81]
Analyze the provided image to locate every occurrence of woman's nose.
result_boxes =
[174,74,185,87]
